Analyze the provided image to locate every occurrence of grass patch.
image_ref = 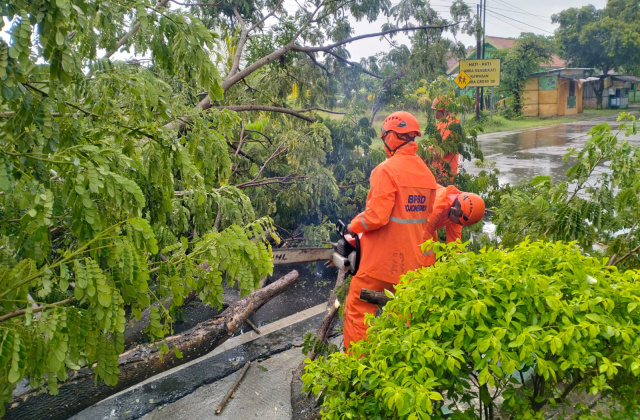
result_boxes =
[468,108,627,134]
[316,106,639,150]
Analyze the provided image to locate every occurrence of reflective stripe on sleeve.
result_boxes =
[423,250,435,255]
[389,216,428,224]
[361,215,370,231]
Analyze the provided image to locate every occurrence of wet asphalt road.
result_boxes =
[463,113,640,186]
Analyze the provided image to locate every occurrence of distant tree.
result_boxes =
[494,33,553,118]
[553,0,640,75]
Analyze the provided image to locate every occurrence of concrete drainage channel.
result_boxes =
[72,303,330,419]
[71,263,340,420]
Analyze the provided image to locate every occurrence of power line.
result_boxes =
[486,10,530,34]
[486,9,553,34]
[486,5,550,20]
[493,0,550,23]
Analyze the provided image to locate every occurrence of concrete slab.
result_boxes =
[142,348,306,420]
[72,304,329,420]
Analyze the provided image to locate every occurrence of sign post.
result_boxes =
[454,71,472,89]
[458,59,501,122]
[459,59,501,87]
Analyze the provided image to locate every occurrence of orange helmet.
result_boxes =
[431,96,452,111]
[380,111,421,139]
[458,193,485,226]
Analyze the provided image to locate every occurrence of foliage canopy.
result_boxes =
[303,240,640,419]
[552,0,640,75]
[0,0,481,415]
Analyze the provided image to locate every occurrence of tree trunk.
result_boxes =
[5,270,300,420]
[513,91,522,116]
[594,79,605,109]
[359,288,391,306]
[370,101,382,127]
[123,289,199,349]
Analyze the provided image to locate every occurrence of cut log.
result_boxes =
[123,289,198,349]
[359,288,391,306]
[4,270,300,420]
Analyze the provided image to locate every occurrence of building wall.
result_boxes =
[523,78,539,117]
[522,75,583,117]
[577,84,583,113]
[538,76,558,117]
[557,78,568,116]
[583,82,599,109]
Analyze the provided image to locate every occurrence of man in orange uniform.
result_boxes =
[343,111,437,350]
[430,97,461,180]
[422,184,486,267]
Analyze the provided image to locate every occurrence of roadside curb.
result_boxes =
[72,304,328,420]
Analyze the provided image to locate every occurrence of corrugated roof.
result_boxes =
[446,37,568,76]
[530,68,593,77]
[611,75,640,83]
[485,36,515,50]
[541,55,566,69]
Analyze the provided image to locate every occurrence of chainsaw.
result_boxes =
[272,220,361,275]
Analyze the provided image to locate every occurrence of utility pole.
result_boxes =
[475,2,481,121]
[481,0,487,111]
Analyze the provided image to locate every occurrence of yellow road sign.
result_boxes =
[459,59,501,87]
[454,71,471,89]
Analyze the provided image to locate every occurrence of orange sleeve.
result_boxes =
[422,189,449,247]
[445,220,463,243]
[349,166,397,234]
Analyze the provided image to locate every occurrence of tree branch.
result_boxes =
[0,297,77,323]
[211,105,317,122]
[304,51,332,76]
[234,121,246,158]
[612,242,640,267]
[169,0,221,5]
[608,223,637,266]
[248,0,285,32]
[229,6,248,77]
[326,51,383,79]
[171,21,464,129]
[105,0,171,59]
[246,140,289,184]
[236,175,306,189]
[245,129,273,146]
[292,23,465,53]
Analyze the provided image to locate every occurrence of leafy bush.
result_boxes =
[493,114,640,271]
[303,240,640,419]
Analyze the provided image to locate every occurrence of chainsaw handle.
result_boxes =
[335,219,360,276]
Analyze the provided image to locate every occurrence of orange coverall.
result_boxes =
[344,142,437,350]
[430,116,460,178]
[422,184,463,267]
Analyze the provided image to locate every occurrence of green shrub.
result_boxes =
[302,240,640,419]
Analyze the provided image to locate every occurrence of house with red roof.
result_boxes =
[446,36,566,76]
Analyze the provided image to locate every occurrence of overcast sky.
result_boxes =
[325,0,609,62]
[3,1,609,67]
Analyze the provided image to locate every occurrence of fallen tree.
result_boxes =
[5,270,299,420]
[123,289,199,349]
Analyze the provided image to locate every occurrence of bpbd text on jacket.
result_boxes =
[405,195,427,212]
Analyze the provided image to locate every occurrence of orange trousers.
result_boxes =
[343,273,396,350]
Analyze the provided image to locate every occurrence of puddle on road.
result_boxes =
[464,118,640,186]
